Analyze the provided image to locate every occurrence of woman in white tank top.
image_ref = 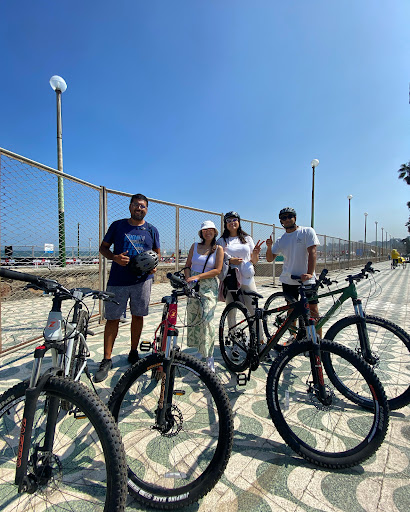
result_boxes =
[184,220,224,372]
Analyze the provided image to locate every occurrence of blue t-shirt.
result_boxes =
[103,219,160,286]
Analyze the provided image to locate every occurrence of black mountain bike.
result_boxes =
[0,268,127,512]
[219,274,389,469]
[108,271,233,509]
[263,262,410,410]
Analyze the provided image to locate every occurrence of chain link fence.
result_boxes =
[0,148,387,354]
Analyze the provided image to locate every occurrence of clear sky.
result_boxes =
[1,1,409,243]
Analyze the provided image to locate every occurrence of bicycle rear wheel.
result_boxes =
[324,315,410,410]
[266,339,389,469]
[219,301,254,372]
[0,377,127,511]
[108,352,233,510]
[262,292,299,340]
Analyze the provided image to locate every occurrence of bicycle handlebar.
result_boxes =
[346,261,379,283]
[0,267,60,291]
[0,268,116,301]
[166,272,201,299]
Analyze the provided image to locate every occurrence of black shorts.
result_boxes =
[282,283,319,305]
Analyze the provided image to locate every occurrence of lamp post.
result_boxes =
[49,75,67,267]
[347,195,353,267]
[88,238,92,258]
[310,159,319,228]
[364,212,368,258]
[381,227,384,258]
[375,221,378,261]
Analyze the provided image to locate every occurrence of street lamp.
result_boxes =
[364,212,368,257]
[347,195,353,267]
[88,238,92,258]
[310,159,319,228]
[375,221,378,261]
[381,227,384,257]
[50,75,67,267]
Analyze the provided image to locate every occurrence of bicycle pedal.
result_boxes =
[236,373,247,386]
[140,341,152,352]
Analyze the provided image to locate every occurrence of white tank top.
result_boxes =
[191,243,216,273]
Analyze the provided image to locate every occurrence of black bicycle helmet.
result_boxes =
[279,207,296,219]
[128,250,159,276]
[224,211,240,221]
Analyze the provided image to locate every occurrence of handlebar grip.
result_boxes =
[318,269,328,281]
[0,267,45,285]
[167,272,186,288]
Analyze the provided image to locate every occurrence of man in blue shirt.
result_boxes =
[95,193,161,382]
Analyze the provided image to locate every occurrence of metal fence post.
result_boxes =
[175,206,180,272]
[99,186,108,321]
[272,223,276,285]
[324,235,327,268]
[0,152,2,352]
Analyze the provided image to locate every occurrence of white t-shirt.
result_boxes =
[217,235,255,286]
[271,226,319,285]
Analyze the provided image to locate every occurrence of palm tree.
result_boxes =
[398,162,410,184]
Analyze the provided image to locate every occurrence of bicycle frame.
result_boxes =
[43,290,91,381]
[313,280,362,332]
[305,275,375,363]
[246,288,331,403]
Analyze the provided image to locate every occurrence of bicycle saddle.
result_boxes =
[242,290,263,299]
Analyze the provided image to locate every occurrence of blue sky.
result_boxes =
[1,1,409,243]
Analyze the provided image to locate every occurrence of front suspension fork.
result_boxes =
[155,329,178,429]
[353,299,374,362]
[307,320,332,405]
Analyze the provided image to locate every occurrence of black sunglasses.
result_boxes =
[279,214,295,221]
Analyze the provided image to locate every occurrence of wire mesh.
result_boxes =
[0,149,387,354]
[0,153,100,352]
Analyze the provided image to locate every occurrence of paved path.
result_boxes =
[0,261,409,511]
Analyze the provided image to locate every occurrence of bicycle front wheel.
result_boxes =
[219,301,254,372]
[108,352,233,510]
[266,339,389,469]
[0,377,127,512]
[324,315,410,410]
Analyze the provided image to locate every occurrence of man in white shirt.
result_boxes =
[266,207,321,336]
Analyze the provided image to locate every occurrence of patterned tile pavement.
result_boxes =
[0,261,409,511]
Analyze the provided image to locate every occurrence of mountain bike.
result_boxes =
[108,271,234,509]
[0,268,127,511]
[219,274,389,469]
[263,262,410,410]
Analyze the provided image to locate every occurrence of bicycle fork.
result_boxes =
[15,345,60,493]
[154,304,179,432]
[352,299,378,365]
[306,320,333,406]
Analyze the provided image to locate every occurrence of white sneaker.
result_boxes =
[206,356,215,373]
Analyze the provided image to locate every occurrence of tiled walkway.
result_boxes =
[0,261,409,511]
